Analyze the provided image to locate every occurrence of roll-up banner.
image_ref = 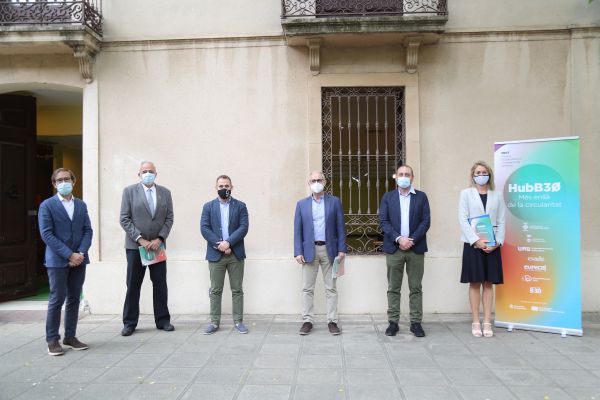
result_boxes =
[494,137,582,336]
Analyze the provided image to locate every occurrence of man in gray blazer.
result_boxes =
[200,175,249,335]
[120,161,174,336]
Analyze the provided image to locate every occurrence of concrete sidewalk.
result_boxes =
[0,312,599,400]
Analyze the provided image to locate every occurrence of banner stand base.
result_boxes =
[496,321,582,337]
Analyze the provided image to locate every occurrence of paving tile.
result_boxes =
[296,368,344,385]
[246,368,295,385]
[124,383,186,400]
[344,354,389,369]
[394,368,448,386]
[434,354,485,369]
[302,342,341,355]
[0,382,34,399]
[400,385,460,400]
[115,353,169,368]
[508,386,574,400]
[95,367,154,384]
[299,355,343,369]
[47,366,107,383]
[161,352,210,368]
[180,383,238,400]
[146,367,201,383]
[216,341,262,355]
[564,386,600,400]
[346,368,396,385]
[545,369,600,387]
[454,386,517,400]
[74,383,136,400]
[13,382,83,400]
[293,384,346,400]
[132,342,181,354]
[261,343,300,355]
[390,353,437,369]
[237,384,291,400]
[254,354,298,369]
[72,352,125,367]
[444,368,502,386]
[342,342,383,355]
[208,353,255,368]
[0,366,63,383]
[521,354,581,370]
[479,355,530,369]
[491,369,554,387]
[348,384,401,400]
[194,367,247,384]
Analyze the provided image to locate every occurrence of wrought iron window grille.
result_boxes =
[322,87,405,255]
[282,0,447,18]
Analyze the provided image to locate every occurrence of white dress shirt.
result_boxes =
[57,193,74,220]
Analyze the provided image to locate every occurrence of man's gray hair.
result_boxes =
[308,170,325,180]
[140,160,156,168]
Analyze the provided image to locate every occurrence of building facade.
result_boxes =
[1,0,599,315]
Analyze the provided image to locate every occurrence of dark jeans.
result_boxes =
[123,249,170,329]
[46,265,86,343]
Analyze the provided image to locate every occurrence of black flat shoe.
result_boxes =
[159,323,174,332]
[121,326,135,336]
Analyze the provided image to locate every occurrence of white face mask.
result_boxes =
[473,175,490,186]
[396,177,411,189]
[310,182,324,194]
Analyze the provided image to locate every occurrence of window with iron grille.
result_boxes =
[322,87,405,255]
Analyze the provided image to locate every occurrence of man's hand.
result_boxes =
[149,238,162,251]
[295,255,305,264]
[69,252,84,267]
[224,248,232,255]
[337,252,346,260]
[217,241,230,252]
[138,238,152,251]
[398,236,414,251]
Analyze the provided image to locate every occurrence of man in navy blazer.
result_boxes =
[38,168,93,356]
[379,165,430,337]
[294,171,346,335]
[201,175,249,335]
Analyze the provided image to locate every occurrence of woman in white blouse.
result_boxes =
[458,161,506,337]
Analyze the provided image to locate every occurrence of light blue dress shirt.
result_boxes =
[219,199,230,241]
[312,196,326,242]
[398,186,416,239]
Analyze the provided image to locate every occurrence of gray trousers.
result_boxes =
[301,244,338,323]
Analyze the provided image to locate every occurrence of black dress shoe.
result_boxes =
[159,323,174,332]
[410,322,426,337]
[385,321,399,336]
[121,326,135,336]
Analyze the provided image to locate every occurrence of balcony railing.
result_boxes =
[281,0,447,18]
[0,0,102,37]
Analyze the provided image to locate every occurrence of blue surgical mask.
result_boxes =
[141,172,156,185]
[57,182,73,196]
[473,175,490,186]
[396,177,411,189]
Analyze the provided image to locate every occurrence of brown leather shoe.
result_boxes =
[47,340,64,356]
[299,322,313,335]
[63,337,89,351]
[328,322,341,335]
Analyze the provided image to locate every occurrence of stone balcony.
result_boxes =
[280,0,448,74]
[0,0,103,82]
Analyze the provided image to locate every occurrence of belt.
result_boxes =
[314,241,326,246]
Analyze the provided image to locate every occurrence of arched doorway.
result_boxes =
[0,83,83,302]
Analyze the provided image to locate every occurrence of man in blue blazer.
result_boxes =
[294,171,347,335]
[38,168,93,356]
[201,175,249,335]
[379,165,430,337]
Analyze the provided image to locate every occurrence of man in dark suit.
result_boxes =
[38,168,93,356]
[200,175,249,335]
[379,164,431,337]
[119,161,174,336]
[294,171,346,335]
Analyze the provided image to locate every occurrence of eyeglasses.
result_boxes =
[309,179,324,184]
[55,178,72,183]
